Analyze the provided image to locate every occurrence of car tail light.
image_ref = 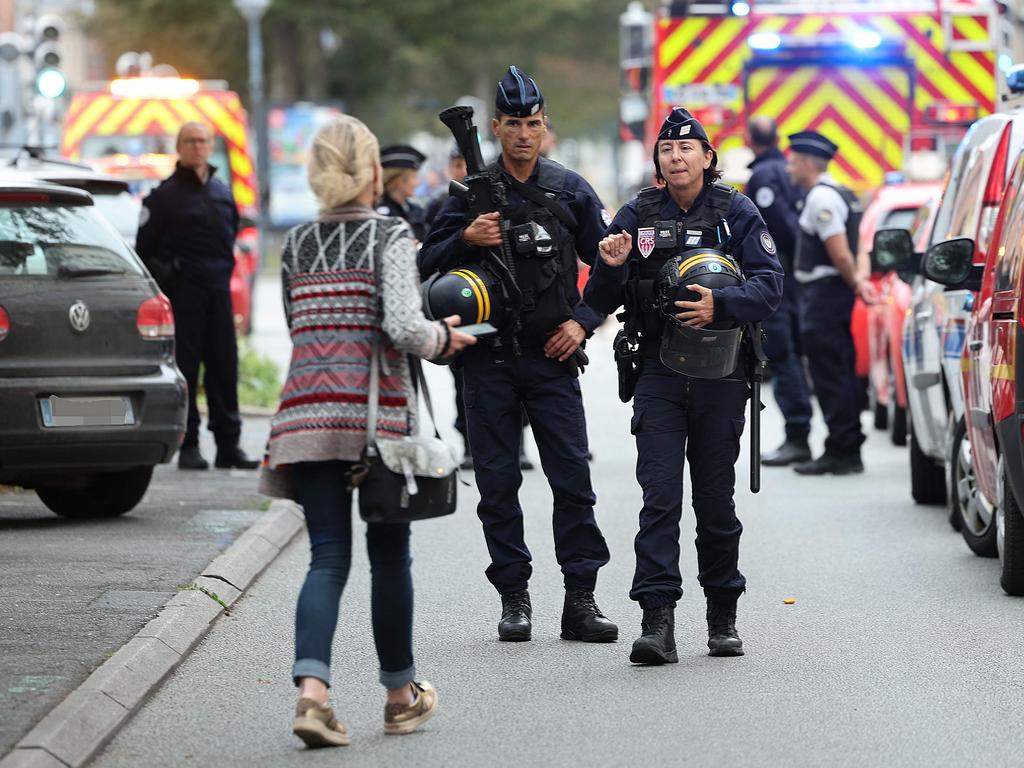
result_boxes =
[977,123,1013,260]
[136,294,174,339]
[0,305,8,341]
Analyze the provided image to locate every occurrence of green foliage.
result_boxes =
[87,0,641,139]
[236,338,282,409]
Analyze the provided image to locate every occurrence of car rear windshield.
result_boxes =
[0,203,145,278]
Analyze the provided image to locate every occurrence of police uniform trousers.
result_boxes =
[798,276,865,456]
[171,281,243,449]
[762,271,812,442]
[630,357,748,608]
[460,345,610,594]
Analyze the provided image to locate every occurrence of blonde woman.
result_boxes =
[260,115,475,748]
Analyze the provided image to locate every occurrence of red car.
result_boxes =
[856,182,942,444]
[860,182,945,445]
[926,144,1024,595]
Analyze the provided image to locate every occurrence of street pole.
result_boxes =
[234,0,270,269]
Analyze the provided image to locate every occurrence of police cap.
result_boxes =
[380,144,426,170]
[496,65,545,118]
[654,107,718,179]
[787,131,838,161]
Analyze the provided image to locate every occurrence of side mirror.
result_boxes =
[871,228,915,273]
[923,238,976,286]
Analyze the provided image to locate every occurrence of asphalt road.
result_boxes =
[0,419,271,758]
[89,320,1024,768]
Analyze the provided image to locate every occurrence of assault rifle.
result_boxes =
[438,105,523,355]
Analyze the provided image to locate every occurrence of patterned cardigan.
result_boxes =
[258,206,446,499]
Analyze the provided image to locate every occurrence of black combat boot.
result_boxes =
[762,438,811,466]
[793,451,863,476]
[214,445,260,469]
[498,590,532,642]
[629,605,677,665]
[560,589,618,642]
[706,598,744,657]
[178,445,209,470]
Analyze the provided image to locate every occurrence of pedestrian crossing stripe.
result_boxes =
[652,11,995,193]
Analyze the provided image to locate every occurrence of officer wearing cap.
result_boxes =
[420,65,617,645]
[584,107,782,665]
[745,116,813,466]
[786,131,874,475]
[377,144,428,241]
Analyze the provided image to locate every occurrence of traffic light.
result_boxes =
[32,14,65,99]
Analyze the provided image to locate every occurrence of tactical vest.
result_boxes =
[794,181,862,280]
[488,157,581,341]
[623,182,736,343]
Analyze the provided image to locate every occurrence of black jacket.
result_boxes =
[745,148,800,272]
[135,163,239,293]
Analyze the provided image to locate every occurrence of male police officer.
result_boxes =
[420,66,616,644]
[136,121,259,471]
[745,116,813,466]
[377,144,428,241]
[786,131,874,475]
[585,107,782,663]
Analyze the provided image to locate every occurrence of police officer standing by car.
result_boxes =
[135,121,259,471]
[786,131,874,475]
[585,107,782,664]
[419,66,617,644]
[745,116,813,466]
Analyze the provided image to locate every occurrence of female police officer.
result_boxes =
[582,108,782,664]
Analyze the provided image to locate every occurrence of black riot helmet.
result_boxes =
[656,248,745,379]
[422,263,504,328]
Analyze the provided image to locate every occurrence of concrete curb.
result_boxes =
[0,500,305,768]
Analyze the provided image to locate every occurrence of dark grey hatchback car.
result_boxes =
[0,179,186,517]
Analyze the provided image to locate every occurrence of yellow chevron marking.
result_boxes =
[668,18,745,85]
[64,94,114,151]
[993,364,1013,381]
[953,15,987,42]
[124,101,180,135]
[793,15,828,36]
[950,51,996,101]
[229,146,253,177]
[195,95,246,148]
[165,98,207,127]
[95,97,139,136]
[659,18,709,72]
[233,181,254,207]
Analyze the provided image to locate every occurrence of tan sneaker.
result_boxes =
[292,697,350,748]
[383,681,437,735]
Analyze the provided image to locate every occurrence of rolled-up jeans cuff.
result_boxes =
[379,664,416,689]
[293,658,331,687]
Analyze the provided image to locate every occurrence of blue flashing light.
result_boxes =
[748,33,781,51]
[731,1,751,16]
[852,31,882,50]
[1007,64,1024,94]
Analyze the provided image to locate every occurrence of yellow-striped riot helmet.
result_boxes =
[422,263,504,329]
[656,248,745,379]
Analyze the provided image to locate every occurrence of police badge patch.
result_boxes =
[754,186,775,209]
[818,209,834,223]
[760,232,777,254]
[638,227,656,258]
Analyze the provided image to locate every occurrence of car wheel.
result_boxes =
[1000,458,1024,595]
[873,401,888,431]
[35,466,154,518]
[888,361,907,446]
[910,414,945,505]
[951,421,998,557]
[946,413,963,531]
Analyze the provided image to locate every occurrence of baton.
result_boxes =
[750,370,762,494]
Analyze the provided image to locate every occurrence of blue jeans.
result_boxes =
[291,460,416,689]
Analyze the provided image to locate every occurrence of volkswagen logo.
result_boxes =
[68,301,90,333]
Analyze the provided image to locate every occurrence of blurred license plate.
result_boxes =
[39,395,135,427]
